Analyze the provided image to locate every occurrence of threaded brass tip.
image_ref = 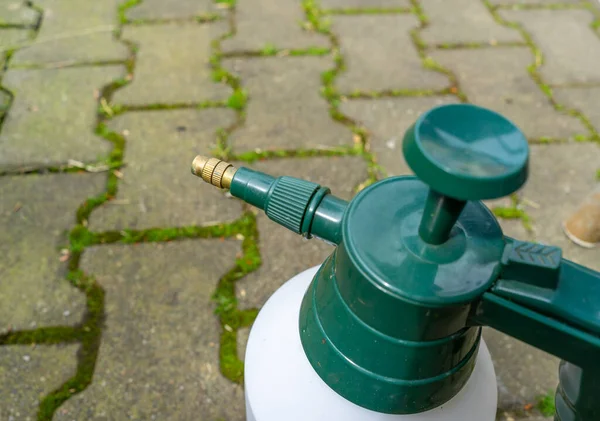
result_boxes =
[191,155,237,189]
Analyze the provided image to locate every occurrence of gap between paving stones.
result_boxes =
[482,0,600,144]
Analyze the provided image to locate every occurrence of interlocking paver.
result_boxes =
[321,0,410,8]
[421,0,521,45]
[512,143,600,270]
[89,109,241,232]
[224,56,352,151]
[11,0,128,65]
[0,174,104,334]
[0,1,37,26]
[554,87,600,133]
[221,0,327,52]
[490,0,579,4]
[237,157,367,310]
[0,345,79,421]
[0,28,30,49]
[0,66,124,170]
[126,0,218,21]
[340,96,458,176]
[500,9,600,85]
[432,48,586,140]
[484,328,558,413]
[54,241,244,421]
[113,23,230,106]
[333,15,449,93]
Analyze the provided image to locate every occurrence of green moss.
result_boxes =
[261,43,278,56]
[215,0,236,8]
[323,7,412,15]
[231,145,360,163]
[117,0,142,24]
[596,169,600,180]
[537,391,556,417]
[227,89,248,110]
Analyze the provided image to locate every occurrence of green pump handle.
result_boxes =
[192,104,600,419]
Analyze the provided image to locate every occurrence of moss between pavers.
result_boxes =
[492,194,534,233]
[537,390,556,417]
[408,0,469,102]
[482,0,600,144]
[222,44,331,57]
[322,7,413,15]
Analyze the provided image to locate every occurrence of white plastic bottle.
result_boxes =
[244,266,498,421]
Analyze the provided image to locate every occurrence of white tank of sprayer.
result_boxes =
[243,266,498,421]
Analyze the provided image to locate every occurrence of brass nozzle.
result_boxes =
[191,155,237,189]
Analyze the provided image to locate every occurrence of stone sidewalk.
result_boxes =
[1,0,599,420]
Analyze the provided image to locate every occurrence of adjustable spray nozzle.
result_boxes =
[191,155,347,245]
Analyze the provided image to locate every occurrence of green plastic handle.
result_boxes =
[470,238,600,421]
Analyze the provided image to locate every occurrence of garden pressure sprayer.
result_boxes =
[192,104,600,421]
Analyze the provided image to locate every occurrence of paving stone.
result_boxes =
[512,144,600,271]
[89,109,241,231]
[432,48,586,140]
[340,96,458,176]
[0,1,37,25]
[0,174,104,334]
[237,157,367,310]
[11,0,128,65]
[491,0,578,4]
[484,328,558,413]
[113,23,230,106]
[0,66,124,170]
[500,9,600,85]
[421,0,521,45]
[553,87,600,133]
[0,344,79,421]
[221,0,327,52]
[237,327,250,362]
[333,15,449,93]
[321,0,410,8]
[127,0,218,20]
[224,56,352,152]
[0,28,30,49]
[55,240,244,421]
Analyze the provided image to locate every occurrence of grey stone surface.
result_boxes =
[237,157,367,310]
[553,87,600,133]
[55,240,245,421]
[237,327,249,362]
[0,28,30,49]
[224,56,353,152]
[113,23,230,106]
[432,48,586,140]
[511,144,600,271]
[484,328,558,412]
[89,109,242,232]
[0,1,37,25]
[321,0,410,8]
[333,15,449,93]
[0,174,104,334]
[491,0,578,4]
[221,0,327,52]
[500,9,600,85]
[0,344,79,421]
[127,0,218,20]
[340,96,458,176]
[421,0,521,45]
[0,66,124,170]
[11,0,128,65]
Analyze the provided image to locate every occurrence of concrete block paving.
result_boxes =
[0,0,598,420]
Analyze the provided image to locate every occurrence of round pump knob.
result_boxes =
[403,104,529,244]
